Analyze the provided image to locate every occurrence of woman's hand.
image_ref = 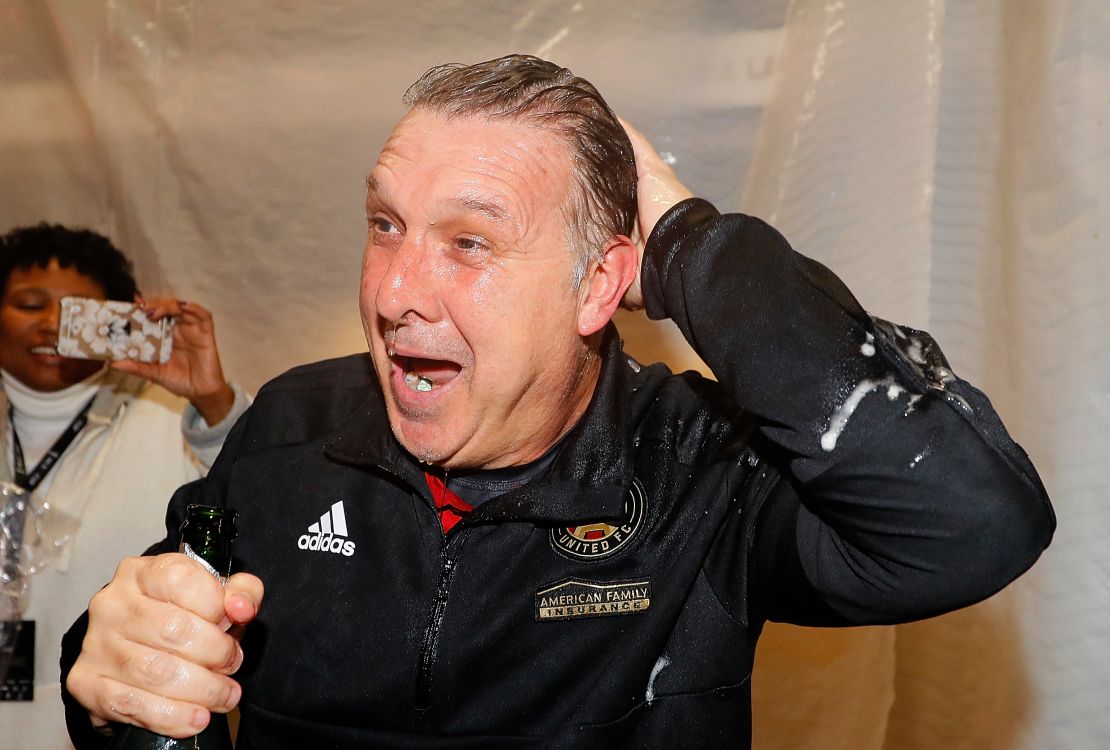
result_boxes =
[110,298,235,425]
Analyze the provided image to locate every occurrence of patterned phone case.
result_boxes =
[56,297,174,364]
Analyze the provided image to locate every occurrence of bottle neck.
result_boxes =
[179,506,237,578]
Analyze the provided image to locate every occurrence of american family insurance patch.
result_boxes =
[535,578,651,621]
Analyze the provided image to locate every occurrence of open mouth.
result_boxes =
[396,355,462,394]
[30,345,59,356]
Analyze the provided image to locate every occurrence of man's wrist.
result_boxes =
[641,197,717,320]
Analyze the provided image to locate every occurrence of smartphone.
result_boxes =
[56,296,174,364]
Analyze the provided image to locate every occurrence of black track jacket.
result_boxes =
[62,199,1054,748]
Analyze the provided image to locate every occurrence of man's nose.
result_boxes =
[374,239,443,324]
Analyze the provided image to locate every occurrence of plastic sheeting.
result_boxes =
[1,1,1106,747]
[744,3,1110,748]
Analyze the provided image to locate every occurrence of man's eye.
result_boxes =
[369,217,398,234]
[455,236,487,254]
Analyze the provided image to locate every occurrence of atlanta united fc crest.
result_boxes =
[551,478,647,561]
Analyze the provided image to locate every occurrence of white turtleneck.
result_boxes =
[3,367,104,470]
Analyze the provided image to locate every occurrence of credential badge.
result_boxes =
[550,478,646,561]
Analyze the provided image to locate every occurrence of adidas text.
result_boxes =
[297,532,355,556]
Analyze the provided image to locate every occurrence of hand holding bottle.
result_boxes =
[65,553,263,738]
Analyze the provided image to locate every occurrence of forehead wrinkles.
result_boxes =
[460,141,553,242]
[373,113,575,247]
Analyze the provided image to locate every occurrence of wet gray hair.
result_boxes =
[404,54,637,286]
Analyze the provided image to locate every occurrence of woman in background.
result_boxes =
[0,223,250,750]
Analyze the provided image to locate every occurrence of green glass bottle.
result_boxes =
[106,505,238,750]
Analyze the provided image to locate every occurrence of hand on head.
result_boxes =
[65,554,263,738]
[617,118,695,311]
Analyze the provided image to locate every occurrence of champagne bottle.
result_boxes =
[106,505,238,750]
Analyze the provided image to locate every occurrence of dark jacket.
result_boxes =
[62,199,1054,748]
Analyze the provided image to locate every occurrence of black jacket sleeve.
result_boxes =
[641,198,1055,625]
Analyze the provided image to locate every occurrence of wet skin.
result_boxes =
[361,109,625,470]
[0,260,106,391]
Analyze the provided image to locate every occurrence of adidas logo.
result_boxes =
[297,500,356,557]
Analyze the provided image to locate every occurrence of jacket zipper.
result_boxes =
[415,472,470,710]
[414,522,463,712]
[374,463,465,713]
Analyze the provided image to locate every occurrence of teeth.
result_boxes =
[31,346,57,355]
[404,371,435,392]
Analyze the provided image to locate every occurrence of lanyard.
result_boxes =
[9,398,95,491]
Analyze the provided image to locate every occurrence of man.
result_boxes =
[60,55,1053,748]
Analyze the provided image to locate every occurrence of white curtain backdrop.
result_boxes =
[1,1,1105,747]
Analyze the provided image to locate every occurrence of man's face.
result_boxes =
[361,109,599,469]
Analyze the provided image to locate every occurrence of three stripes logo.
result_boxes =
[296,500,356,557]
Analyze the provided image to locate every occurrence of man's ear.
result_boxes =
[577,235,638,336]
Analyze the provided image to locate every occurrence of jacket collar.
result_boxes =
[324,326,639,525]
